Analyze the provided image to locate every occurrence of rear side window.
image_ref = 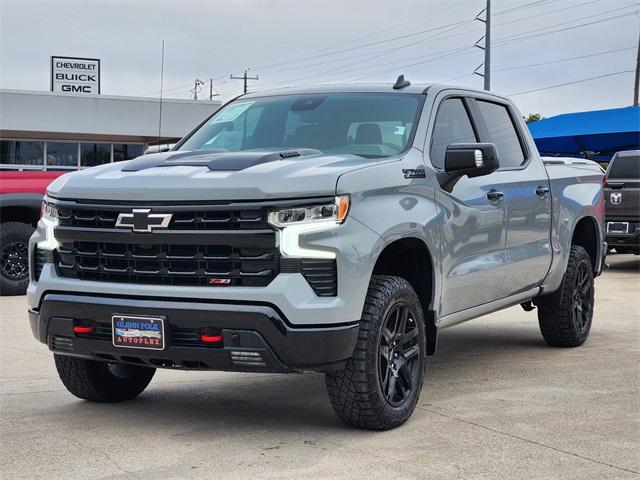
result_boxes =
[476,100,525,168]
[430,98,477,169]
[607,154,640,179]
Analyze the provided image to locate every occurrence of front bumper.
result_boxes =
[30,293,359,373]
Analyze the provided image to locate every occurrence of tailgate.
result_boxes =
[604,179,640,220]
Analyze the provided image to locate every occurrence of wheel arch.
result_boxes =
[571,215,600,273]
[371,237,438,354]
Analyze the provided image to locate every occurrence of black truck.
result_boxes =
[604,150,640,255]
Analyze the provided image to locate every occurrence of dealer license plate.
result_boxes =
[112,315,165,350]
[607,222,629,234]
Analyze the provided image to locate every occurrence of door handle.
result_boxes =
[536,186,550,197]
[487,189,504,201]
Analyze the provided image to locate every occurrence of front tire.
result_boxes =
[0,222,35,296]
[325,276,426,430]
[54,355,156,402]
[537,245,594,347]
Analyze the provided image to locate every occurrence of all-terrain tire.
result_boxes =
[325,275,426,430]
[54,354,156,402]
[538,245,594,347]
[0,222,35,296]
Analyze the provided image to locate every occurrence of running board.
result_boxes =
[437,287,541,329]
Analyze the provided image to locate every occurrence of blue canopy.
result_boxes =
[528,106,640,161]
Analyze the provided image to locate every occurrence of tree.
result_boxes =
[524,113,543,124]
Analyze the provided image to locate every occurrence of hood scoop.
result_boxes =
[122,149,322,172]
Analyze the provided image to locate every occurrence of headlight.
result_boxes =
[38,201,59,250]
[267,195,350,228]
[41,202,58,221]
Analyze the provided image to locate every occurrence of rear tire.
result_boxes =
[0,222,34,296]
[325,275,426,430]
[537,245,594,347]
[54,354,156,402]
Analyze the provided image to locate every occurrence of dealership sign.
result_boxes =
[50,56,100,95]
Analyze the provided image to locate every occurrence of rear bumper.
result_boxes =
[605,219,639,247]
[29,293,359,373]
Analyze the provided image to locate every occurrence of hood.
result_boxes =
[47,149,396,201]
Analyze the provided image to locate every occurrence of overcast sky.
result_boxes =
[0,0,638,117]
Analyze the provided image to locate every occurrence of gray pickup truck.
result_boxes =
[28,81,605,430]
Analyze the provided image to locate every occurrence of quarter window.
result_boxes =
[430,98,477,169]
[476,100,525,168]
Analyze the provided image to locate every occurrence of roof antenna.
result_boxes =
[157,39,165,150]
[393,74,411,90]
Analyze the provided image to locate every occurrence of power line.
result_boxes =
[258,0,627,90]
[509,70,634,96]
[494,46,636,73]
[443,45,636,82]
[493,0,554,17]
[347,7,637,83]
[230,69,259,94]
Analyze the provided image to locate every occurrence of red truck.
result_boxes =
[0,171,66,295]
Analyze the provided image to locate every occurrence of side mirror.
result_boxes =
[444,143,499,178]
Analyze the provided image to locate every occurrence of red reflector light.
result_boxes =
[73,325,94,334]
[200,333,222,343]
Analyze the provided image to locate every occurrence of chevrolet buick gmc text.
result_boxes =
[28,82,606,430]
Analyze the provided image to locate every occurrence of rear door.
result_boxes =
[471,98,553,294]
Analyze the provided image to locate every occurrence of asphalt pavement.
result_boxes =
[1,254,638,480]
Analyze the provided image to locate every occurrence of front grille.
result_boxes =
[57,207,269,230]
[58,241,277,287]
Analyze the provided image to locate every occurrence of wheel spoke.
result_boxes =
[400,328,418,346]
[386,374,397,401]
[398,365,413,399]
[381,327,394,343]
[403,344,420,362]
[398,306,409,336]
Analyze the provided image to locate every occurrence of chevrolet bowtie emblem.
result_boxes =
[115,209,173,232]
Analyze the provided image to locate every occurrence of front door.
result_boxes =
[428,97,507,317]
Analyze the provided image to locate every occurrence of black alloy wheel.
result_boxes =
[1,241,29,280]
[378,302,421,407]
[572,260,593,333]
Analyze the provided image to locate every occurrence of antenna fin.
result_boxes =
[393,74,411,90]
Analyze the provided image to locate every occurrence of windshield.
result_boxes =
[177,93,424,158]
[607,154,640,179]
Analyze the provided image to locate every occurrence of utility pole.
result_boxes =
[230,69,259,94]
[208,78,219,101]
[634,28,639,106]
[473,0,491,91]
[191,78,204,100]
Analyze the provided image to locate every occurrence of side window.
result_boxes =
[430,98,477,169]
[476,100,525,168]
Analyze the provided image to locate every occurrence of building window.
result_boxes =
[46,142,78,168]
[80,143,111,167]
[0,140,44,166]
[113,143,144,162]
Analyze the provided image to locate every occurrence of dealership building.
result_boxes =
[0,89,221,171]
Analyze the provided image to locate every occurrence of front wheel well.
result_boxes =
[372,237,437,354]
[571,216,599,272]
[0,206,40,227]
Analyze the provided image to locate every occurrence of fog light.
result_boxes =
[200,329,223,344]
[73,320,95,334]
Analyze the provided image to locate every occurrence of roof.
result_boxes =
[528,106,640,159]
[242,83,434,98]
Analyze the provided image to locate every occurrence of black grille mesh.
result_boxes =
[58,241,278,287]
